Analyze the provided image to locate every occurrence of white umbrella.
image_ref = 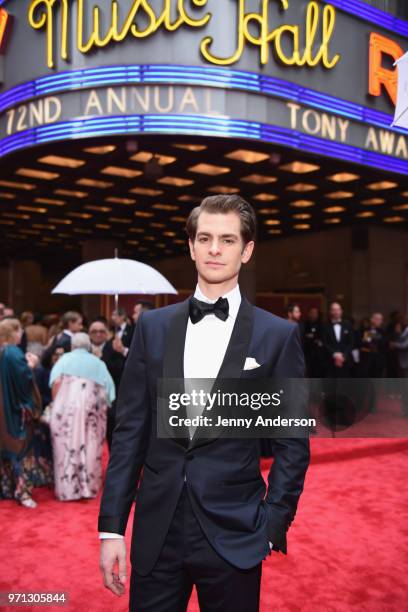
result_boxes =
[52,257,177,308]
[393,51,408,129]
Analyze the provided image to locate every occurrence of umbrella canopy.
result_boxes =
[52,258,178,295]
[393,51,408,129]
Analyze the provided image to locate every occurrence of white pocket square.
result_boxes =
[243,357,262,370]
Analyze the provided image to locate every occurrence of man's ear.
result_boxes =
[188,238,196,261]
[241,240,254,264]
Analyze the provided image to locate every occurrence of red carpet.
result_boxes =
[1,436,407,612]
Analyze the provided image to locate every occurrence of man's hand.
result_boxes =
[333,352,345,368]
[112,336,125,355]
[99,539,127,597]
[26,352,39,369]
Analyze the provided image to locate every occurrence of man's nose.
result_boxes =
[209,240,220,254]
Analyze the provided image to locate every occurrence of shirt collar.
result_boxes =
[193,283,241,320]
[64,329,74,337]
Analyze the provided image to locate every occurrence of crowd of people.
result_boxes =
[0,297,407,510]
[0,300,154,509]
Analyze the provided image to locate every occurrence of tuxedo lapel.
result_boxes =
[189,296,254,450]
[162,298,191,448]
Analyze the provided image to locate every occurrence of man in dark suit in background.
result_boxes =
[103,308,134,449]
[98,195,310,611]
[323,302,354,377]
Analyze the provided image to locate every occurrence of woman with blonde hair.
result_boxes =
[49,332,115,501]
[0,318,42,507]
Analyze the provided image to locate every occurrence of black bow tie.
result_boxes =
[189,296,229,324]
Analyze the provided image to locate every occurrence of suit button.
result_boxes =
[186,454,195,461]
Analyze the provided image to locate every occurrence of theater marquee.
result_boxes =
[0,0,407,174]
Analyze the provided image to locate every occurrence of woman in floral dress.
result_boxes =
[49,332,115,501]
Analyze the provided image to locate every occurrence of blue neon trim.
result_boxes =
[0,113,407,175]
[0,64,405,138]
[324,0,408,38]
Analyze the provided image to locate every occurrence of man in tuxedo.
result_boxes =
[98,195,310,611]
[322,302,354,377]
[103,309,134,449]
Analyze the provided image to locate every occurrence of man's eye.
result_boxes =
[224,239,233,244]
[198,237,208,242]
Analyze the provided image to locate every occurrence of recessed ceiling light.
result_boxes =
[101,166,142,179]
[105,197,136,205]
[293,223,311,229]
[158,176,194,187]
[361,198,385,205]
[57,233,72,239]
[265,219,281,225]
[33,223,57,230]
[153,204,179,211]
[188,164,230,176]
[38,155,85,168]
[327,173,360,182]
[134,211,154,218]
[178,195,199,202]
[130,152,176,165]
[383,216,404,223]
[280,161,320,173]
[84,145,116,154]
[16,168,59,180]
[0,220,15,225]
[55,189,88,198]
[1,212,30,220]
[393,204,408,211]
[130,187,164,196]
[286,183,317,192]
[0,192,16,199]
[172,144,207,151]
[290,200,315,208]
[258,208,279,215]
[367,181,397,190]
[292,213,311,219]
[49,218,72,225]
[74,228,93,234]
[324,218,341,224]
[324,206,346,213]
[253,193,279,202]
[164,231,177,237]
[207,185,240,194]
[35,197,65,206]
[225,150,270,163]
[356,211,375,218]
[151,222,166,228]
[126,240,140,245]
[0,180,36,190]
[240,174,277,184]
[268,229,282,235]
[67,212,92,219]
[129,228,144,233]
[170,216,187,222]
[109,217,133,224]
[96,224,111,229]
[85,205,112,212]
[77,178,113,188]
[20,229,41,235]
[17,205,47,213]
[325,191,353,199]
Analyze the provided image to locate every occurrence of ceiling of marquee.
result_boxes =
[0,135,407,268]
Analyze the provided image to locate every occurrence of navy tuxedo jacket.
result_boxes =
[98,296,310,576]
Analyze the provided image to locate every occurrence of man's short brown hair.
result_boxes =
[185,195,257,244]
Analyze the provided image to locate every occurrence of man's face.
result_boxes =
[52,347,65,364]
[89,323,108,346]
[292,306,301,322]
[308,307,318,322]
[371,313,383,328]
[112,311,126,327]
[4,307,14,317]
[132,304,143,324]
[69,317,83,333]
[329,303,342,321]
[188,211,254,285]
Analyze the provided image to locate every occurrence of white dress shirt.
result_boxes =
[332,321,342,342]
